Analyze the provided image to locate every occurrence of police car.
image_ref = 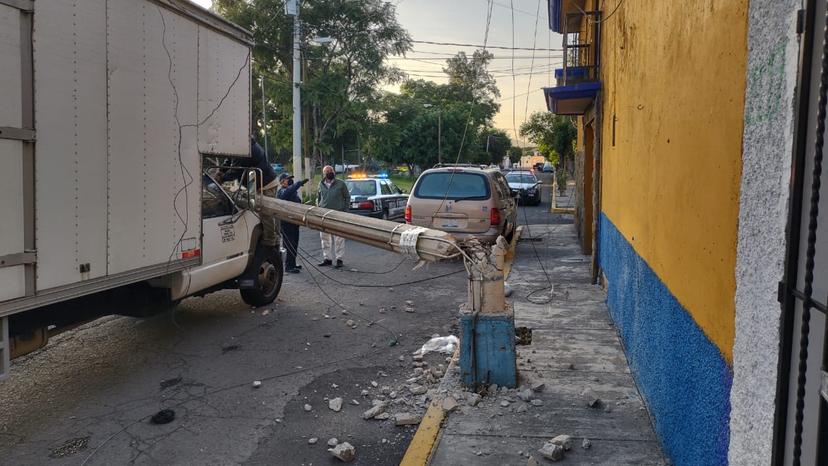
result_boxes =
[344,174,409,220]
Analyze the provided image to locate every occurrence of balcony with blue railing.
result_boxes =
[543,0,601,115]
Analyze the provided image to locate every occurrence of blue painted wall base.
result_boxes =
[459,313,517,388]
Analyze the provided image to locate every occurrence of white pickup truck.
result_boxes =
[0,0,281,379]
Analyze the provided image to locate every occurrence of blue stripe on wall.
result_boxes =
[598,213,732,466]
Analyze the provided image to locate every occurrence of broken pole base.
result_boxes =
[459,313,517,389]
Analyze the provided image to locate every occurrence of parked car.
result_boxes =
[505,170,542,206]
[344,174,409,220]
[405,167,517,243]
[542,162,554,173]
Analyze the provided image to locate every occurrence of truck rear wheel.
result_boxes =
[240,246,283,307]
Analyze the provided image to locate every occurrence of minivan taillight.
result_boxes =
[405,205,412,223]
[490,207,501,226]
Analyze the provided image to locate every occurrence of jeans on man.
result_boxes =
[281,222,299,268]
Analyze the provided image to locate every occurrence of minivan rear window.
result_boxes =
[414,172,490,200]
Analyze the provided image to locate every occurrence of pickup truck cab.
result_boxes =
[153,170,283,307]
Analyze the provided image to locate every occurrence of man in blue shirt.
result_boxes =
[276,173,308,273]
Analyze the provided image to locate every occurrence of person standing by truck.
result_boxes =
[317,165,350,268]
[277,173,308,273]
[217,138,280,248]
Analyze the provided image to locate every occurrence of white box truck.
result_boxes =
[0,0,283,379]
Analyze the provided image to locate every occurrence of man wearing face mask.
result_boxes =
[277,173,309,273]
[316,165,350,268]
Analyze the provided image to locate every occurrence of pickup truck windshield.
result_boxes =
[415,172,490,200]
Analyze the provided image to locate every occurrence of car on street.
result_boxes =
[505,170,542,206]
[543,162,554,173]
[405,166,517,243]
[344,174,409,220]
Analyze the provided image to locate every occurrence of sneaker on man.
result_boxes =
[318,259,332,267]
[334,259,343,269]
[286,267,301,274]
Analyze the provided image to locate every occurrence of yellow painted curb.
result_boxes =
[399,399,446,466]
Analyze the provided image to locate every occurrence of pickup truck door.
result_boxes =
[181,175,251,296]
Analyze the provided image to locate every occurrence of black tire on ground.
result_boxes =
[240,245,284,307]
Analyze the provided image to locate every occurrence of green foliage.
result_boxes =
[519,112,576,166]
[214,0,410,165]
[366,50,506,169]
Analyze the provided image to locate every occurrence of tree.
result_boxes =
[474,128,512,165]
[519,112,576,166]
[214,0,411,167]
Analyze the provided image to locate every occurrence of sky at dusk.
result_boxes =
[192,0,561,146]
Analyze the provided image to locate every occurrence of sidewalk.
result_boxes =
[428,221,667,465]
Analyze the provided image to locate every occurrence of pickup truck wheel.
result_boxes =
[240,247,283,307]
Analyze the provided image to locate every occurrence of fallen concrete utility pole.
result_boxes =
[260,197,460,262]
[258,196,516,388]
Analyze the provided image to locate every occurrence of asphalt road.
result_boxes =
[0,173,568,466]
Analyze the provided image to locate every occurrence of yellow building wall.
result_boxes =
[599,0,748,362]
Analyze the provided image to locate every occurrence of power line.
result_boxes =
[411,39,561,52]
[522,0,542,147]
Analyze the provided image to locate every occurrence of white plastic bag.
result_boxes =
[414,335,459,356]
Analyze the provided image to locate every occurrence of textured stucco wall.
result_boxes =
[599,0,749,360]
[728,1,799,464]
[600,214,732,465]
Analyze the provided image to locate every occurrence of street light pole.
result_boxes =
[438,111,442,165]
[424,103,442,165]
[261,77,269,162]
[287,0,303,184]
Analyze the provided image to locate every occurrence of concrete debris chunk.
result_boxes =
[371,381,379,387]
[252,380,262,388]
[409,384,428,395]
[327,438,339,447]
[303,404,312,412]
[550,435,572,451]
[405,300,414,306]
[360,389,369,397]
[500,400,510,408]
[329,397,343,412]
[538,442,564,461]
[527,455,540,466]
[398,355,405,362]
[530,399,543,407]
[582,438,592,450]
[405,307,416,313]
[467,393,482,406]
[308,437,318,445]
[381,386,392,395]
[375,412,391,420]
[350,399,360,406]
[394,413,422,426]
[517,389,533,402]
[582,388,603,408]
[442,397,459,412]
[489,383,499,393]
[328,442,356,462]
[516,404,528,413]
[362,402,388,420]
